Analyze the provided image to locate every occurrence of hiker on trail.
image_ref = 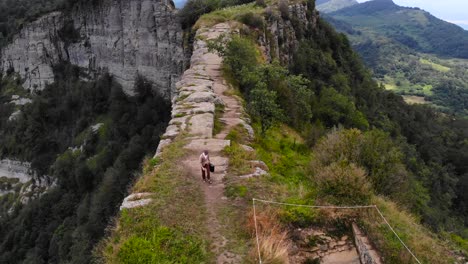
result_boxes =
[200,150,212,184]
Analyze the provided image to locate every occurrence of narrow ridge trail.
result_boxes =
[180,23,245,263]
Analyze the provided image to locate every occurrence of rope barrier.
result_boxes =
[252,198,422,264]
[253,198,376,209]
[374,205,422,264]
[252,199,262,264]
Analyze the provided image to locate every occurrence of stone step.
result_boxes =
[188,113,214,138]
[184,139,230,152]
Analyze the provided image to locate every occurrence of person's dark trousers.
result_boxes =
[201,164,210,180]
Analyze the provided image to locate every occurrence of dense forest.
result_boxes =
[0,64,171,262]
[198,0,468,240]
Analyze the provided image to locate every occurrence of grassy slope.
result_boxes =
[316,0,358,13]
[98,136,211,263]
[225,121,459,263]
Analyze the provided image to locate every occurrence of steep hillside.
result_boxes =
[316,0,357,13]
[320,0,468,115]
[0,0,180,262]
[329,0,468,58]
[0,65,172,263]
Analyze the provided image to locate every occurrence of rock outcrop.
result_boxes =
[0,0,185,97]
[0,159,33,184]
[260,3,319,65]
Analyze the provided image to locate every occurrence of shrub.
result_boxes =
[315,161,372,205]
[249,83,283,135]
[179,0,220,29]
[311,128,414,200]
[278,198,316,227]
[237,12,264,28]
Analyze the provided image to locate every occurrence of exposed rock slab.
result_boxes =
[184,139,230,152]
[189,113,214,137]
[239,167,268,179]
[154,139,172,158]
[120,192,154,210]
[0,159,33,183]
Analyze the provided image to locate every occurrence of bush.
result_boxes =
[249,84,283,135]
[315,161,372,205]
[311,128,415,201]
[278,198,316,227]
[179,0,220,29]
[237,12,264,28]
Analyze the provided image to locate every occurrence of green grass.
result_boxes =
[420,58,450,72]
[449,234,468,255]
[115,215,207,264]
[213,103,226,136]
[223,141,256,176]
[225,122,459,263]
[361,196,456,264]
[98,136,211,263]
[195,3,264,29]
[253,124,312,186]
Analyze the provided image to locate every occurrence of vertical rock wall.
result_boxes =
[0,0,185,97]
[260,3,319,65]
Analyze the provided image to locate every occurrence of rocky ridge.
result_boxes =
[120,21,269,262]
[0,0,185,96]
[260,2,319,65]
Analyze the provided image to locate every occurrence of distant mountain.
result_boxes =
[316,0,358,13]
[329,0,468,59]
[322,0,468,115]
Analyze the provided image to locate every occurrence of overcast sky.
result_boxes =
[357,0,468,28]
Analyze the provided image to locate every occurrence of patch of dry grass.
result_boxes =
[247,209,291,264]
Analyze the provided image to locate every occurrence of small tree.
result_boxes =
[249,83,283,135]
[287,74,313,128]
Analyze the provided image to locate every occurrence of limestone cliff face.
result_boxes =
[0,0,185,97]
[260,3,319,65]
